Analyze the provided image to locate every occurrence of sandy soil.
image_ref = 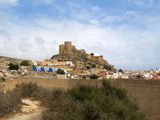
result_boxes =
[2,99,43,120]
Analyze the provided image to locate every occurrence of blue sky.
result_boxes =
[0,0,160,70]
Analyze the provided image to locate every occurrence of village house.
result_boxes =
[56,74,68,79]
[158,74,160,79]
[106,71,114,79]
[0,62,8,70]
[98,71,107,79]
[151,73,159,80]
[143,72,152,79]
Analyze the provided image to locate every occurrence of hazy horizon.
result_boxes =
[0,0,160,70]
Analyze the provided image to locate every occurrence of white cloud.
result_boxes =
[0,15,160,70]
[0,0,160,70]
[0,0,18,5]
[128,0,155,7]
[33,0,55,4]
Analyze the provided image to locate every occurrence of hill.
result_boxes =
[0,56,23,64]
[51,41,112,69]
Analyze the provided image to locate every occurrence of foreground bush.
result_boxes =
[15,82,39,98]
[42,81,146,120]
[15,82,48,98]
[0,91,21,117]
[0,81,146,120]
[0,82,48,118]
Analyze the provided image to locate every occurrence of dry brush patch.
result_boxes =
[0,90,21,117]
[0,82,47,118]
[41,81,146,120]
[0,81,146,120]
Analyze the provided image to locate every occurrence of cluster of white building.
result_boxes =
[30,60,160,80]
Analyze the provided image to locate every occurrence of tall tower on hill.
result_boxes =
[59,41,76,55]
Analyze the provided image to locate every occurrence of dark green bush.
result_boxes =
[91,64,96,68]
[90,74,99,79]
[8,63,19,70]
[86,65,91,69]
[56,69,65,75]
[118,69,124,73]
[103,64,112,71]
[90,53,94,56]
[20,60,30,66]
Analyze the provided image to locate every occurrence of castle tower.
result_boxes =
[59,41,76,55]
[59,44,64,55]
[64,41,73,55]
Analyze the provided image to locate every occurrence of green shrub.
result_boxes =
[91,64,96,68]
[118,69,124,73]
[42,80,146,120]
[0,82,145,120]
[8,63,19,70]
[20,60,30,66]
[103,64,112,71]
[90,74,99,79]
[90,53,94,56]
[86,65,91,69]
[56,69,65,75]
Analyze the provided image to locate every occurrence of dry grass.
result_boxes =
[0,91,21,117]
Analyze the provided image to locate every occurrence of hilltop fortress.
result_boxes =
[59,41,86,55]
[51,41,108,65]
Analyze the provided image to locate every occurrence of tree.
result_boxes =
[20,60,30,66]
[90,74,99,79]
[8,63,19,70]
[90,53,94,56]
[56,69,65,75]
[118,69,124,73]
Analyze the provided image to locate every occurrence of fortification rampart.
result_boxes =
[86,54,106,64]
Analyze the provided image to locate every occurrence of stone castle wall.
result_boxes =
[59,41,77,55]
[86,54,106,64]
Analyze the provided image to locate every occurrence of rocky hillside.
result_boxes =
[0,56,30,81]
[0,56,23,64]
[51,41,108,66]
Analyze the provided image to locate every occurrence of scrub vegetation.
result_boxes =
[0,81,146,120]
